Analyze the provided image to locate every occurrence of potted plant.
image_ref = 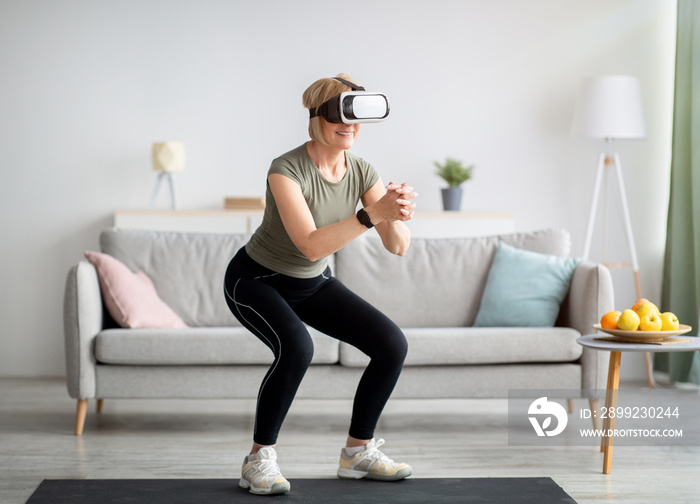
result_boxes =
[434,157,474,211]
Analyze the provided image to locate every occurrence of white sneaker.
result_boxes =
[239,447,290,495]
[337,438,412,481]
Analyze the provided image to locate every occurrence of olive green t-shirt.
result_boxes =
[245,143,379,278]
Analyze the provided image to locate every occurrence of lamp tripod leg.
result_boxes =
[613,154,656,388]
[167,173,179,210]
[612,154,640,287]
[583,153,606,260]
[149,173,165,208]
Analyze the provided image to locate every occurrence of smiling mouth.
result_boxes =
[337,131,354,137]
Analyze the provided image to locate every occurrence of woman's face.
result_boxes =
[321,120,360,150]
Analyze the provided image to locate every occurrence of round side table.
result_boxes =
[577,334,700,474]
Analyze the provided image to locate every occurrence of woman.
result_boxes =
[223,74,417,496]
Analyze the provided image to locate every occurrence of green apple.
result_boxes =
[617,309,640,331]
[660,312,680,331]
[636,302,660,318]
[639,312,662,331]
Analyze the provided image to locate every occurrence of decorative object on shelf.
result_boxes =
[224,197,266,210]
[573,75,651,386]
[434,157,474,211]
[150,142,185,209]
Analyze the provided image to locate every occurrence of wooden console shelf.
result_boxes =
[114,210,514,238]
[114,209,264,234]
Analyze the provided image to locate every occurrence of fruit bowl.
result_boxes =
[593,323,693,341]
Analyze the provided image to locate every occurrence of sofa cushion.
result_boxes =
[338,327,582,367]
[84,251,188,329]
[95,327,339,365]
[473,242,581,327]
[99,229,251,327]
[334,228,571,328]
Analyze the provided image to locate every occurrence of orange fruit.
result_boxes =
[600,310,622,329]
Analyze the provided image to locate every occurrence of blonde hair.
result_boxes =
[302,73,361,145]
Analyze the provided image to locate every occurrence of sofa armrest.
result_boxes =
[561,261,614,334]
[63,261,103,399]
[559,261,615,390]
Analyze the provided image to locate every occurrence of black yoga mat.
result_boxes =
[26,477,578,503]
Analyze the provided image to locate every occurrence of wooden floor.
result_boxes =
[1,378,699,503]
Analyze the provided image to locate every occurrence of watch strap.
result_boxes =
[356,208,374,229]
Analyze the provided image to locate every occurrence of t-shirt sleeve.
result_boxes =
[268,156,302,186]
[357,158,380,194]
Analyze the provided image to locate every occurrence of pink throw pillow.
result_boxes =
[83,251,188,329]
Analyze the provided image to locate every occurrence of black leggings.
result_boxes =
[223,247,408,446]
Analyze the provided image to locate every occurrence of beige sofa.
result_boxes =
[63,227,613,435]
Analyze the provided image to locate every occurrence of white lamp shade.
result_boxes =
[572,76,646,139]
[152,142,185,173]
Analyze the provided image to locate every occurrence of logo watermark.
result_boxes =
[508,389,700,446]
[528,397,568,437]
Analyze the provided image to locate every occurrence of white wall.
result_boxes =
[0,0,677,379]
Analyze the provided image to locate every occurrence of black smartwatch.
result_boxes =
[356,208,374,229]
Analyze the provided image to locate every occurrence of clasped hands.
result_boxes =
[373,182,418,223]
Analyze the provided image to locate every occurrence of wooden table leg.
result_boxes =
[590,398,601,431]
[601,351,621,474]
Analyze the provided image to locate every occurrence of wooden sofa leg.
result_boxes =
[75,399,88,435]
[96,399,103,414]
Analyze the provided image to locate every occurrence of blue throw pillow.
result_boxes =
[473,242,581,327]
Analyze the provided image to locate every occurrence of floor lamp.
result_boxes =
[573,75,655,387]
[150,142,185,209]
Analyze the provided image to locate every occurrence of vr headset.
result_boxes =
[309,77,390,124]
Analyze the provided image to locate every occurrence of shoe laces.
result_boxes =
[362,439,396,468]
[248,448,283,481]
[256,458,282,478]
